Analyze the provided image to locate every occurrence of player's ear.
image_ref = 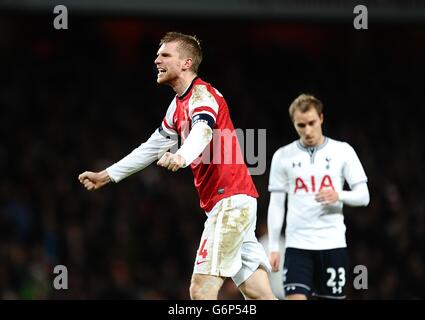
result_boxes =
[183,58,193,71]
[319,113,324,124]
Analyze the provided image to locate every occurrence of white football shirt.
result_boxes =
[268,137,368,250]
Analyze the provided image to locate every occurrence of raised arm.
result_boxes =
[78,128,178,191]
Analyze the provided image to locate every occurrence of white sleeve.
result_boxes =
[106,128,178,182]
[343,143,368,188]
[267,192,286,252]
[161,99,179,136]
[176,121,213,167]
[339,182,370,207]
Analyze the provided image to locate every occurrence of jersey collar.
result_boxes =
[177,76,199,100]
[296,136,329,153]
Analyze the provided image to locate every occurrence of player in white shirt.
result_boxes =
[267,94,370,300]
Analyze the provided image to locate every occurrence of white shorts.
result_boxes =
[193,194,271,287]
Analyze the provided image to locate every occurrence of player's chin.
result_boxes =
[156,75,167,84]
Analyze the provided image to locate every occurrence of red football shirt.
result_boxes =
[160,77,258,212]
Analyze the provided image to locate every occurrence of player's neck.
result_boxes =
[301,135,325,148]
[317,135,325,146]
[172,74,198,96]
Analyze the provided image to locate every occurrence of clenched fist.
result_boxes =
[157,152,186,172]
[78,170,111,191]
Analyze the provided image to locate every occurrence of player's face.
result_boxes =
[293,108,324,147]
[154,41,185,85]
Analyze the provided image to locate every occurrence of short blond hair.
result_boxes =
[160,32,202,73]
[288,94,323,121]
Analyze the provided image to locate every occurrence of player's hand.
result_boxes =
[268,251,281,272]
[157,152,186,172]
[315,189,339,205]
[78,170,110,191]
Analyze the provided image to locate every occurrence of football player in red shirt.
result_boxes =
[79,32,275,300]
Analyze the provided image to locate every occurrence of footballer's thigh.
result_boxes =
[191,195,254,297]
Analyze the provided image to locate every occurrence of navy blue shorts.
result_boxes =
[283,247,349,299]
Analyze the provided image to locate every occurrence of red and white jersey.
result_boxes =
[161,77,258,212]
[268,137,368,250]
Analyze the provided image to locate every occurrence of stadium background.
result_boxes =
[0,0,424,299]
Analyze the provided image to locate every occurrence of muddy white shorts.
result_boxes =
[193,194,271,287]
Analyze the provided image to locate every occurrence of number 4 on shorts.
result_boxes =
[198,239,208,259]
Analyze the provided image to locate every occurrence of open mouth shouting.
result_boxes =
[157,68,166,77]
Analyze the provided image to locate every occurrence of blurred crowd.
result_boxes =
[0,15,424,299]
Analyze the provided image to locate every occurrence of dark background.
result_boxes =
[0,1,424,299]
